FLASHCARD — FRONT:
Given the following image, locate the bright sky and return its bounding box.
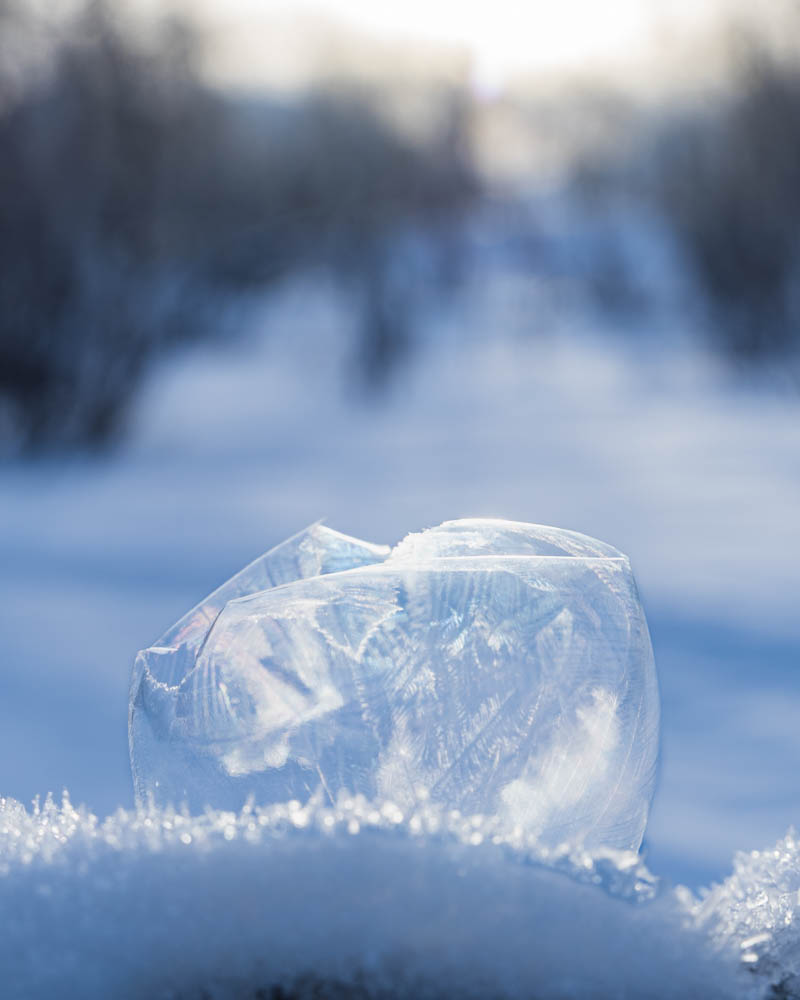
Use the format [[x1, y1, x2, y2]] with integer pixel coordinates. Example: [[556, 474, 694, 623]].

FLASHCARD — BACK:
[[177, 0, 752, 92], [298, 0, 686, 75]]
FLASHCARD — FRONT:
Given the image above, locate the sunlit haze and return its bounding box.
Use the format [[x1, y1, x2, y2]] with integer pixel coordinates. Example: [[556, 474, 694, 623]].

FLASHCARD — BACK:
[[174, 0, 754, 93]]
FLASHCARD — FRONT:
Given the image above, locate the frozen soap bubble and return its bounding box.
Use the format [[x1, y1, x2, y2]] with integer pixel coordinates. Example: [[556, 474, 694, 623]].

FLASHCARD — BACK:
[[130, 519, 659, 851]]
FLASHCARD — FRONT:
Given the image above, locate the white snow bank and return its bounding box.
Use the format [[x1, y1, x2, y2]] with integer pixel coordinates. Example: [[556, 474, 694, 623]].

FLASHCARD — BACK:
[[0, 794, 779, 1000], [694, 828, 800, 996]]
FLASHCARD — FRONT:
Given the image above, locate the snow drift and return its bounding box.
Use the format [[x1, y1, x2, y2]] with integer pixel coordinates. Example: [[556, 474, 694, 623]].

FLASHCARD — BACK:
[[2, 793, 796, 999]]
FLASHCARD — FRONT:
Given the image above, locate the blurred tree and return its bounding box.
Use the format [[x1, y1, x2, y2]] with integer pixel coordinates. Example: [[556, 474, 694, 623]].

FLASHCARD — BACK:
[[0, 2, 477, 452], [0, 1, 209, 447], [649, 26, 800, 363]]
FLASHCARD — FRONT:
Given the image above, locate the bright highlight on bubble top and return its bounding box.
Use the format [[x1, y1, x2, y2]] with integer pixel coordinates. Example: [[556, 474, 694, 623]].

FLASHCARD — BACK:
[[130, 518, 659, 851]]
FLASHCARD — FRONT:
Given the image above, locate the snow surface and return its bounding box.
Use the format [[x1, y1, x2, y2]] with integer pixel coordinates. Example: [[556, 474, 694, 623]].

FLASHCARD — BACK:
[[695, 828, 800, 993], [1, 228, 799, 997], [1, 793, 782, 1000], [1, 255, 799, 891]]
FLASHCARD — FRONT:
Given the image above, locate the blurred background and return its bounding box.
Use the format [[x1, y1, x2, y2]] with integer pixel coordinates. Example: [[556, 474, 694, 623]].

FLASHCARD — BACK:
[[1, 0, 798, 888]]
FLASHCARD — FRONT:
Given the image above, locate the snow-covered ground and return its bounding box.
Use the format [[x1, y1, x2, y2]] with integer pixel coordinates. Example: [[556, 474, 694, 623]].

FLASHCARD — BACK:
[[3, 792, 799, 999], [1, 256, 798, 907]]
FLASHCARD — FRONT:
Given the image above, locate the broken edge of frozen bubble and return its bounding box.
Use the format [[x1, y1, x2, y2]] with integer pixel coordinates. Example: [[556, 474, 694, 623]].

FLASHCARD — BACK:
[[129, 519, 659, 853]]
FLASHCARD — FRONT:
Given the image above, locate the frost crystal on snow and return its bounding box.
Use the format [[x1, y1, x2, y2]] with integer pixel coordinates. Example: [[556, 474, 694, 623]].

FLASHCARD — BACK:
[[129, 519, 659, 850], [692, 828, 800, 994]]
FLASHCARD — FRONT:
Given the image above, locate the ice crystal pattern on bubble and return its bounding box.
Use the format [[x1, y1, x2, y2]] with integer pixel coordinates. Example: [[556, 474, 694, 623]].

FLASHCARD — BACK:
[[129, 519, 659, 850]]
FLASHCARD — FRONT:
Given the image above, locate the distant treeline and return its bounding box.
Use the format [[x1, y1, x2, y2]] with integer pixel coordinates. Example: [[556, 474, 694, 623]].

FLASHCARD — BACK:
[[572, 21, 800, 369], [0, 1, 477, 451], [649, 34, 800, 363]]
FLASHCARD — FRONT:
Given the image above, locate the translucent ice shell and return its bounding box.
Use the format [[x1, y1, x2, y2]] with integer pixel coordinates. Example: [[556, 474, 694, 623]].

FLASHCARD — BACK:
[[129, 520, 659, 850]]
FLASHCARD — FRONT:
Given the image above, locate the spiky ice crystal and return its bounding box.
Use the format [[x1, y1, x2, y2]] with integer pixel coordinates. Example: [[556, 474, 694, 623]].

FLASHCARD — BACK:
[[129, 519, 659, 850]]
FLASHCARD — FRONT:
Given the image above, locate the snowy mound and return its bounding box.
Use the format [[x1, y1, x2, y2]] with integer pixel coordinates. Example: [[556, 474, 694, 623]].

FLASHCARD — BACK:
[[1, 793, 779, 1000], [130, 520, 659, 850], [694, 829, 800, 995]]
